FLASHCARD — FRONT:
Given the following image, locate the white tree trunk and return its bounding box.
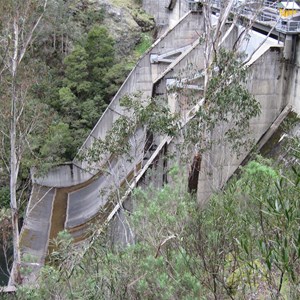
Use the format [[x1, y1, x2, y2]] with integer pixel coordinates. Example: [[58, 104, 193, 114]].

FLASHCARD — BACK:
[[10, 16, 21, 285], [8, 1, 47, 284]]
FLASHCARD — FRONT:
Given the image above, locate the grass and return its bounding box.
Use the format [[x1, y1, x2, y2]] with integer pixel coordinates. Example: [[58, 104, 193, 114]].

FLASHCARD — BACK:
[[121, 32, 154, 73], [134, 32, 153, 58], [111, 0, 139, 9]]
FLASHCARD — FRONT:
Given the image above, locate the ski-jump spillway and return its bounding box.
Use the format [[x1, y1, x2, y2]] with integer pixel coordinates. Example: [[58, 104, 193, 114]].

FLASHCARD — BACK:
[[18, 5, 204, 282], [16, 0, 292, 284]]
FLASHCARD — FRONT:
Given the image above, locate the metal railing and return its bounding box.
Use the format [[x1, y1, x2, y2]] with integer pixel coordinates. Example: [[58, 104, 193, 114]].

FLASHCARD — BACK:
[[263, 0, 278, 8], [185, 0, 300, 34], [185, 0, 203, 12], [277, 18, 300, 32], [259, 11, 278, 22]]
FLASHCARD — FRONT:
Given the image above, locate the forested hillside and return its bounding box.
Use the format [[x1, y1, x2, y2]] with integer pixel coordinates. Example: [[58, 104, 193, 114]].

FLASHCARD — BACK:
[[0, 0, 154, 203], [0, 0, 153, 285]]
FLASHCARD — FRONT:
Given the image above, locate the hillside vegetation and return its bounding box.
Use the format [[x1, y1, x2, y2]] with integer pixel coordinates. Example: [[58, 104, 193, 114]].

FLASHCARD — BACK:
[[0, 0, 154, 204], [14, 152, 300, 299], [0, 0, 154, 285]]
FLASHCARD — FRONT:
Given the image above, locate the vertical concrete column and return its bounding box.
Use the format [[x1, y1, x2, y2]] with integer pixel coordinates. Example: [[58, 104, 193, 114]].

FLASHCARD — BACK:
[[166, 79, 178, 114], [284, 34, 294, 60]]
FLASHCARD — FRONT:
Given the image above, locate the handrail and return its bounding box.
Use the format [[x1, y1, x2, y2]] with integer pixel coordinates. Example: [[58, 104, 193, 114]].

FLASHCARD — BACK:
[[277, 18, 300, 33], [263, 0, 277, 9], [186, 0, 300, 34]]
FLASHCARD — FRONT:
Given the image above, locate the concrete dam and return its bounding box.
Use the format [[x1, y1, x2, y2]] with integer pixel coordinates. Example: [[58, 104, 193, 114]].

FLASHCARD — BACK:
[[15, 0, 300, 283]]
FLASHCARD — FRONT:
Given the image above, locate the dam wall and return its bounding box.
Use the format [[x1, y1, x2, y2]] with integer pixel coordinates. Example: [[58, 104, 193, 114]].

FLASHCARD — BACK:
[[143, 0, 190, 28], [197, 45, 286, 203], [33, 12, 203, 188], [74, 11, 203, 172], [108, 25, 287, 243], [15, 2, 300, 284], [16, 10, 206, 282]]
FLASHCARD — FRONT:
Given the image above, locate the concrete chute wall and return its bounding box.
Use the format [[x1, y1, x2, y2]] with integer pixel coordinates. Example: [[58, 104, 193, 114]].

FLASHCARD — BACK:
[[19, 185, 56, 282], [33, 164, 93, 188], [66, 127, 146, 230]]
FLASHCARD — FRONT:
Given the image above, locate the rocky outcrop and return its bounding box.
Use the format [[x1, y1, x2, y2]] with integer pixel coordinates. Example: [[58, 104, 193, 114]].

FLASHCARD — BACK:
[[131, 8, 155, 32], [84, 0, 154, 57]]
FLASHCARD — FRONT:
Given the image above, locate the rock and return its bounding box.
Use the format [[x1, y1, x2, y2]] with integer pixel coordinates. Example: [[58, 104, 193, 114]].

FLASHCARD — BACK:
[[131, 8, 155, 32], [94, 0, 143, 57]]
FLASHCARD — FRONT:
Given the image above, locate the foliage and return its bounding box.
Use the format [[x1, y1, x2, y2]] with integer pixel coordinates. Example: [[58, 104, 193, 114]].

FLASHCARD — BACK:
[[16, 158, 300, 299], [134, 32, 153, 58], [0, 188, 10, 209], [185, 48, 261, 153], [26, 1, 144, 163], [0, 207, 12, 286], [131, 8, 155, 32], [40, 122, 74, 163], [75, 6, 105, 30], [83, 93, 179, 163], [38, 24, 134, 159]]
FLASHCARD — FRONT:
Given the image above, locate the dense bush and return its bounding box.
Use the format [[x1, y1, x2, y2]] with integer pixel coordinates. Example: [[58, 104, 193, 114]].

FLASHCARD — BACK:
[[17, 158, 300, 299]]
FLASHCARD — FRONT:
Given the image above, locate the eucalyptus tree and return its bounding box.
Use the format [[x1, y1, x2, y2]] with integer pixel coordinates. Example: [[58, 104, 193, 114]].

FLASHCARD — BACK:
[[0, 0, 49, 284]]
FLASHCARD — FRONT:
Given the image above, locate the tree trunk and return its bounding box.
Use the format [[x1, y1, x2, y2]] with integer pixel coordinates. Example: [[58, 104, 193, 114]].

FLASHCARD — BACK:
[[10, 16, 21, 285]]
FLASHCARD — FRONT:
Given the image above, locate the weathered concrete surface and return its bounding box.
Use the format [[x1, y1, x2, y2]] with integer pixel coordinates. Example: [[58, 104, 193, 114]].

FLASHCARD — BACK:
[[66, 174, 109, 228], [21, 186, 55, 261], [108, 197, 135, 248], [150, 13, 205, 81], [143, 0, 190, 28], [197, 46, 285, 203], [66, 127, 145, 229], [0, 286, 17, 293], [33, 164, 93, 188], [18, 185, 56, 282], [147, 19, 285, 204], [286, 36, 300, 114]]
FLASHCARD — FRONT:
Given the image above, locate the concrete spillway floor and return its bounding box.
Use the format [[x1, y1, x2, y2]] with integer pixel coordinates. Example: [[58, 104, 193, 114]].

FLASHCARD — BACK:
[[19, 185, 56, 282], [47, 188, 68, 257], [21, 186, 55, 260]]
